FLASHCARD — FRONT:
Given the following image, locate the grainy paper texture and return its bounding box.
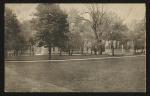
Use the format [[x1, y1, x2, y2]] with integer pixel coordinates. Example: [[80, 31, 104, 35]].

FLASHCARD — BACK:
[[5, 3, 146, 92]]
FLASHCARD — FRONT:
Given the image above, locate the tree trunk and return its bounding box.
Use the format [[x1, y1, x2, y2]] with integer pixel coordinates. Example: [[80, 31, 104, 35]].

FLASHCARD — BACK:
[[21, 49, 23, 56], [17, 50, 19, 56], [134, 49, 136, 55], [71, 50, 73, 56], [59, 48, 62, 56], [68, 50, 71, 56], [97, 40, 102, 55], [32, 46, 34, 56], [13, 50, 15, 56], [91, 49, 92, 55], [111, 41, 114, 56], [15, 50, 19, 56], [98, 45, 102, 55], [18, 50, 21, 56], [94, 50, 97, 55], [133, 41, 136, 55], [30, 46, 32, 56], [111, 46, 114, 56], [48, 46, 52, 60], [81, 47, 84, 55], [14, 50, 17, 56], [86, 47, 88, 54]]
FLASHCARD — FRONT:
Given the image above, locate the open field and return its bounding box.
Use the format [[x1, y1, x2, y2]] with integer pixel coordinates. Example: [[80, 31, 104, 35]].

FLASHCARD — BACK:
[[5, 55, 146, 92]]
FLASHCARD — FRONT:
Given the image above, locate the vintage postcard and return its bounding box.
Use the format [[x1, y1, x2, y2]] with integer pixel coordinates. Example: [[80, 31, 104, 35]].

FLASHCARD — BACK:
[[5, 3, 146, 92]]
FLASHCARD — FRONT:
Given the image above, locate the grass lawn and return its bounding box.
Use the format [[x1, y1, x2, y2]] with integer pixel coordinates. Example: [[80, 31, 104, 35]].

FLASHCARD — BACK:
[[5, 55, 146, 92]]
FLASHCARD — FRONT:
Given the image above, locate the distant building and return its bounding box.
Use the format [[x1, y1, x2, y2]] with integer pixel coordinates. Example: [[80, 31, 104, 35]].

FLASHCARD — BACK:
[[6, 39, 137, 56], [32, 40, 135, 56]]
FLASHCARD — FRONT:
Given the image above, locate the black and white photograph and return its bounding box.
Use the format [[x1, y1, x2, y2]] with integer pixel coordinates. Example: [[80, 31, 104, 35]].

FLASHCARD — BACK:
[[5, 3, 146, 92]]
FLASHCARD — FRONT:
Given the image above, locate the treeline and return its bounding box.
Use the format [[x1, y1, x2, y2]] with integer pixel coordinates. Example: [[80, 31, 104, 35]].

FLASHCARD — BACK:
[[5, 4, 146, 59], [5, 8, 26, 57]]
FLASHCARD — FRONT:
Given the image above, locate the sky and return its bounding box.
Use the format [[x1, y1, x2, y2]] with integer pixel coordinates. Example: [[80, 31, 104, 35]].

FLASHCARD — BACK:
[[5, 3, 145, 27]]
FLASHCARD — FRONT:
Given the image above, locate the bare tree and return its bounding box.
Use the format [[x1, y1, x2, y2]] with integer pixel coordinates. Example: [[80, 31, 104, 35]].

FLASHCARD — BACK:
[[67, 8, 86, 55], [86, 5, 129, 56], [74, 4, 113, 55], [86, 4, 106, 55]]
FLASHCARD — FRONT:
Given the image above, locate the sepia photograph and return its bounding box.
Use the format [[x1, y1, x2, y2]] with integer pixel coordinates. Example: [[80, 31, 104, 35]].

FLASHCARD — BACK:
[[5, 3, 146, 92]]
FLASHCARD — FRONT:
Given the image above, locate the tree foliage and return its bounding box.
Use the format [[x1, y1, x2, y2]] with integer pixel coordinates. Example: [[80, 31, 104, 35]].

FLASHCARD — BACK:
[[32, 4, 69, 59], [67, 9, 91, 55], [86, 5, 130, 55], [5, 7, 26, 56], [130, 19, 146, 52]]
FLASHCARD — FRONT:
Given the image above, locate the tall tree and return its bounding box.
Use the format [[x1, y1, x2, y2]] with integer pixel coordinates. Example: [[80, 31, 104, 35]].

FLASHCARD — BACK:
[[20, 20, 36, 41], [67, 32, 84, 55], [32, 4, 69, 59], [100, 12, 129, 56], [87, 4, 104, 55], [86, 5, 129, 56], [5, 7, 25, 57], [20, 20, 37, 55], [109, 20, 128, 56], [129, 18, 146, 54], [67, 9, 89, 55]]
